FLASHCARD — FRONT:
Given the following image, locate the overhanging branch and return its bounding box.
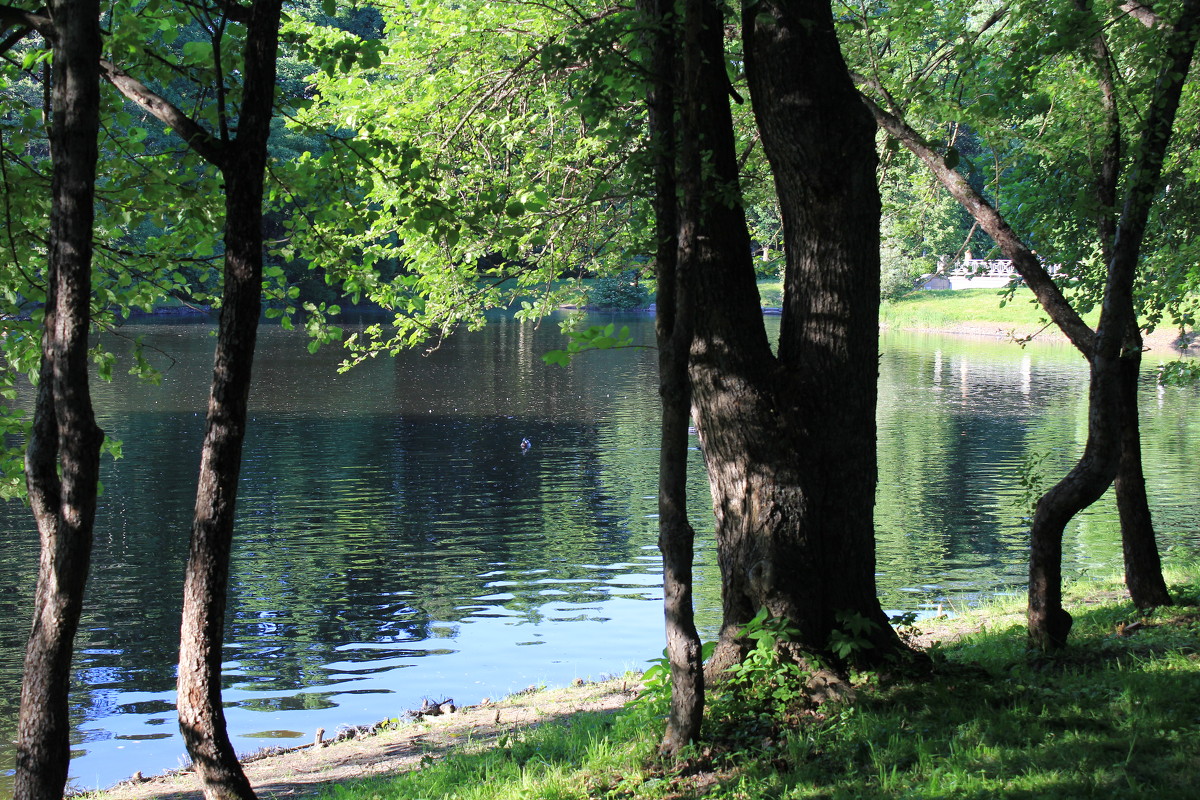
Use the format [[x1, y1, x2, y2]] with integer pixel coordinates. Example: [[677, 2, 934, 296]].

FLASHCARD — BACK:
[[99, 59, 227, 168], [859, 88, 1097, 356]]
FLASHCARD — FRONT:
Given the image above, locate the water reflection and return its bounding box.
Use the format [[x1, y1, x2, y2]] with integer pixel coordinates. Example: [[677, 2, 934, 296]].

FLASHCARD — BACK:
[[0, 316, 1196, 791]]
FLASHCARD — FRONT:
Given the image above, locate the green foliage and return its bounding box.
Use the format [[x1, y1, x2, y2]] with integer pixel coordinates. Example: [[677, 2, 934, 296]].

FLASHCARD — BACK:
[[542, 322, 636, 367], [712, 608, 811, 722], [827, 610, 879, 661], [1014, 449, 1054, 520], [1157, 359, 1200, 386], [848, 0, 1200, 336], [279, 0, 656, 362], [880, 238, 923, 301], [585, 270, 650, 310]]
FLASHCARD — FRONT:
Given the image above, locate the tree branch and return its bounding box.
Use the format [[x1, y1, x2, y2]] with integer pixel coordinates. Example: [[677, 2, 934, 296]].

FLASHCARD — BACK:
[[1120, 1, 1165, 28], [860, 89, 1097, 356], [0, 4, 51, 41], [99, 59, 227, 168]]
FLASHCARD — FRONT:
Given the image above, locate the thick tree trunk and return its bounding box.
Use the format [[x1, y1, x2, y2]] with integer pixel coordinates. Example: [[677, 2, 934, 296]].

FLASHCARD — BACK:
[[15, 3, 104, 798], [739, 0, 899, 661], [642, 0, 704, 755], [176, 4, 281, 798], [680, 0, 900, 673]]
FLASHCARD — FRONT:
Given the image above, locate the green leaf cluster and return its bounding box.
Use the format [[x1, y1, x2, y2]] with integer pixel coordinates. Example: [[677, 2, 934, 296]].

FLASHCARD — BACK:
[[541, 322, 635, 367]]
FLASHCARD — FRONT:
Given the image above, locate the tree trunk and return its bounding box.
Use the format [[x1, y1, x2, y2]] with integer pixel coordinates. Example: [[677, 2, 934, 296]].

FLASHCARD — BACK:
[[15, 3, 104, 798], [1027, 345, 1123, 648], [682, 0, 901, 672], [1076, 0, 1171, 610], [176, 4, 282, 798], [860, 0, 1198, 643], [1114, 339, 1171, 607], [641, 0, 704, 755], [741, 0, 899, 661], [1029, 0, 1199, 647]]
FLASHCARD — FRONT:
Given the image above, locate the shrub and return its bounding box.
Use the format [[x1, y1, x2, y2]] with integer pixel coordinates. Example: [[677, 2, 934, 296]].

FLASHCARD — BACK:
[[587, 270, 651, 310]]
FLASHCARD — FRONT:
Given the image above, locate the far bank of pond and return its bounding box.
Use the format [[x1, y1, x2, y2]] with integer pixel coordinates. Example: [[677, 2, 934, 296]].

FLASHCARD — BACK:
[[0, 312, 1197, 792], [879, 287, 1197, 353]]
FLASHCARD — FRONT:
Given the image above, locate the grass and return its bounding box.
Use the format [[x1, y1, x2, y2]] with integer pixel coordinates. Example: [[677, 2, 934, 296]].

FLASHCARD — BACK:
[[758, 281, 1086, 334], [312, 566, 1200, 800], [879, 287, 1101, 332]]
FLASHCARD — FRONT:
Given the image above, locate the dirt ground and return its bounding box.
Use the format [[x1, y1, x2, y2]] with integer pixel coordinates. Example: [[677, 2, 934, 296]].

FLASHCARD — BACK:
[[96, 678, 642, 800]]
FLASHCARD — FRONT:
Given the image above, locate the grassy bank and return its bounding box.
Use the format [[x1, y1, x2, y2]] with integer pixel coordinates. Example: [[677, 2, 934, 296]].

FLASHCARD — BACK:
[[757, 281, 1059, 330], [878, 287, 1086, 332], [299, 569, 1200, 800]]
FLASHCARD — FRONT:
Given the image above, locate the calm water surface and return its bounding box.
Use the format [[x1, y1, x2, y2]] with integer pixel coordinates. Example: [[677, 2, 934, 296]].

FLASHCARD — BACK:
[[0, 313, 1196, 792]]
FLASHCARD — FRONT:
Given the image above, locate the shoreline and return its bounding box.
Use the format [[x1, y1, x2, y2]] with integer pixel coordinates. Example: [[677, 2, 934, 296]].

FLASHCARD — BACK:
[[880, 320, 1198, 355], [93, 677, 643, 800], [85, 571, 1197, 800]]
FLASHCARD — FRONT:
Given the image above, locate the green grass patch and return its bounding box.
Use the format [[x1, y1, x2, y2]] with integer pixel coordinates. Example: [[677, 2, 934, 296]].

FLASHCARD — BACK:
[[313, 568, 1200, 800], [317, 705, 659, 800], [880, 287, 1095, 331], [757, 278, 784, 308]]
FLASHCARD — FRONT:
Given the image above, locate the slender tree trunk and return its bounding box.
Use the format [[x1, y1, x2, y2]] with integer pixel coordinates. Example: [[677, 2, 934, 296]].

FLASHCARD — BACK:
[[641, 0, 704, 755], [861, 0, 1198, 644], [679, 0, 774, 676], [1077, 0, 1171, 609], [176, 4, 281, 798], [15, 3, 104, 799], [1027, 345, 1124, 647], [1029, 0, 1198, 647], [176, 164, 263, 800], [1115, 340, 1171, 607]]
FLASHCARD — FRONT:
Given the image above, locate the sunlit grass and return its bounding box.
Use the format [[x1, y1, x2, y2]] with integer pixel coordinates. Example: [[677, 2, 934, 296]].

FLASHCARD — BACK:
[[760, 283, 1088, 334], [317, 707, 658, 800], [880, 287, 1082, 331], [314, 568, 1200, 800]]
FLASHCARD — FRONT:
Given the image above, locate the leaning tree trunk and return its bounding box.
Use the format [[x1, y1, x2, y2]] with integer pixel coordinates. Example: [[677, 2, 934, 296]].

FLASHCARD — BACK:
[[1029, 0, 1198, 647], [642, 0, 704, 755], [1077, 1, 1172, 610], [1026, 343, 1125, 648], [15, 3, 105, 799], [176, 4, 282, 798], [861, 1, 1197, 643]]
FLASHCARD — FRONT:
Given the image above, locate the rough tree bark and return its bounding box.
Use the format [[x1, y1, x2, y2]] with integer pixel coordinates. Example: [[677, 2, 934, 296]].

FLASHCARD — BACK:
[[684, 0, 902, 673], [640, 0, 704, 755], [14, 2, 105, 798], [175, 3, 283, 798]]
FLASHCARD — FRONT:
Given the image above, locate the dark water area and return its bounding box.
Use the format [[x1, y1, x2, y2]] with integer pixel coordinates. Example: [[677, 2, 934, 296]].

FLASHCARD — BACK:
[[0, 313, 1196, 792]]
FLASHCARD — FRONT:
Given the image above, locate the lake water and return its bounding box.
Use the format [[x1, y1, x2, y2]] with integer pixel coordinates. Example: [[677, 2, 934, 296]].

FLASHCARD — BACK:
[[0, 313, 1197, 792]]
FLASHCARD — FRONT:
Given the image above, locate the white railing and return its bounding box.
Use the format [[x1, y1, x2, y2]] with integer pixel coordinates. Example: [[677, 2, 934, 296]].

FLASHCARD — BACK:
[[949, 258, 1014, 277]]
